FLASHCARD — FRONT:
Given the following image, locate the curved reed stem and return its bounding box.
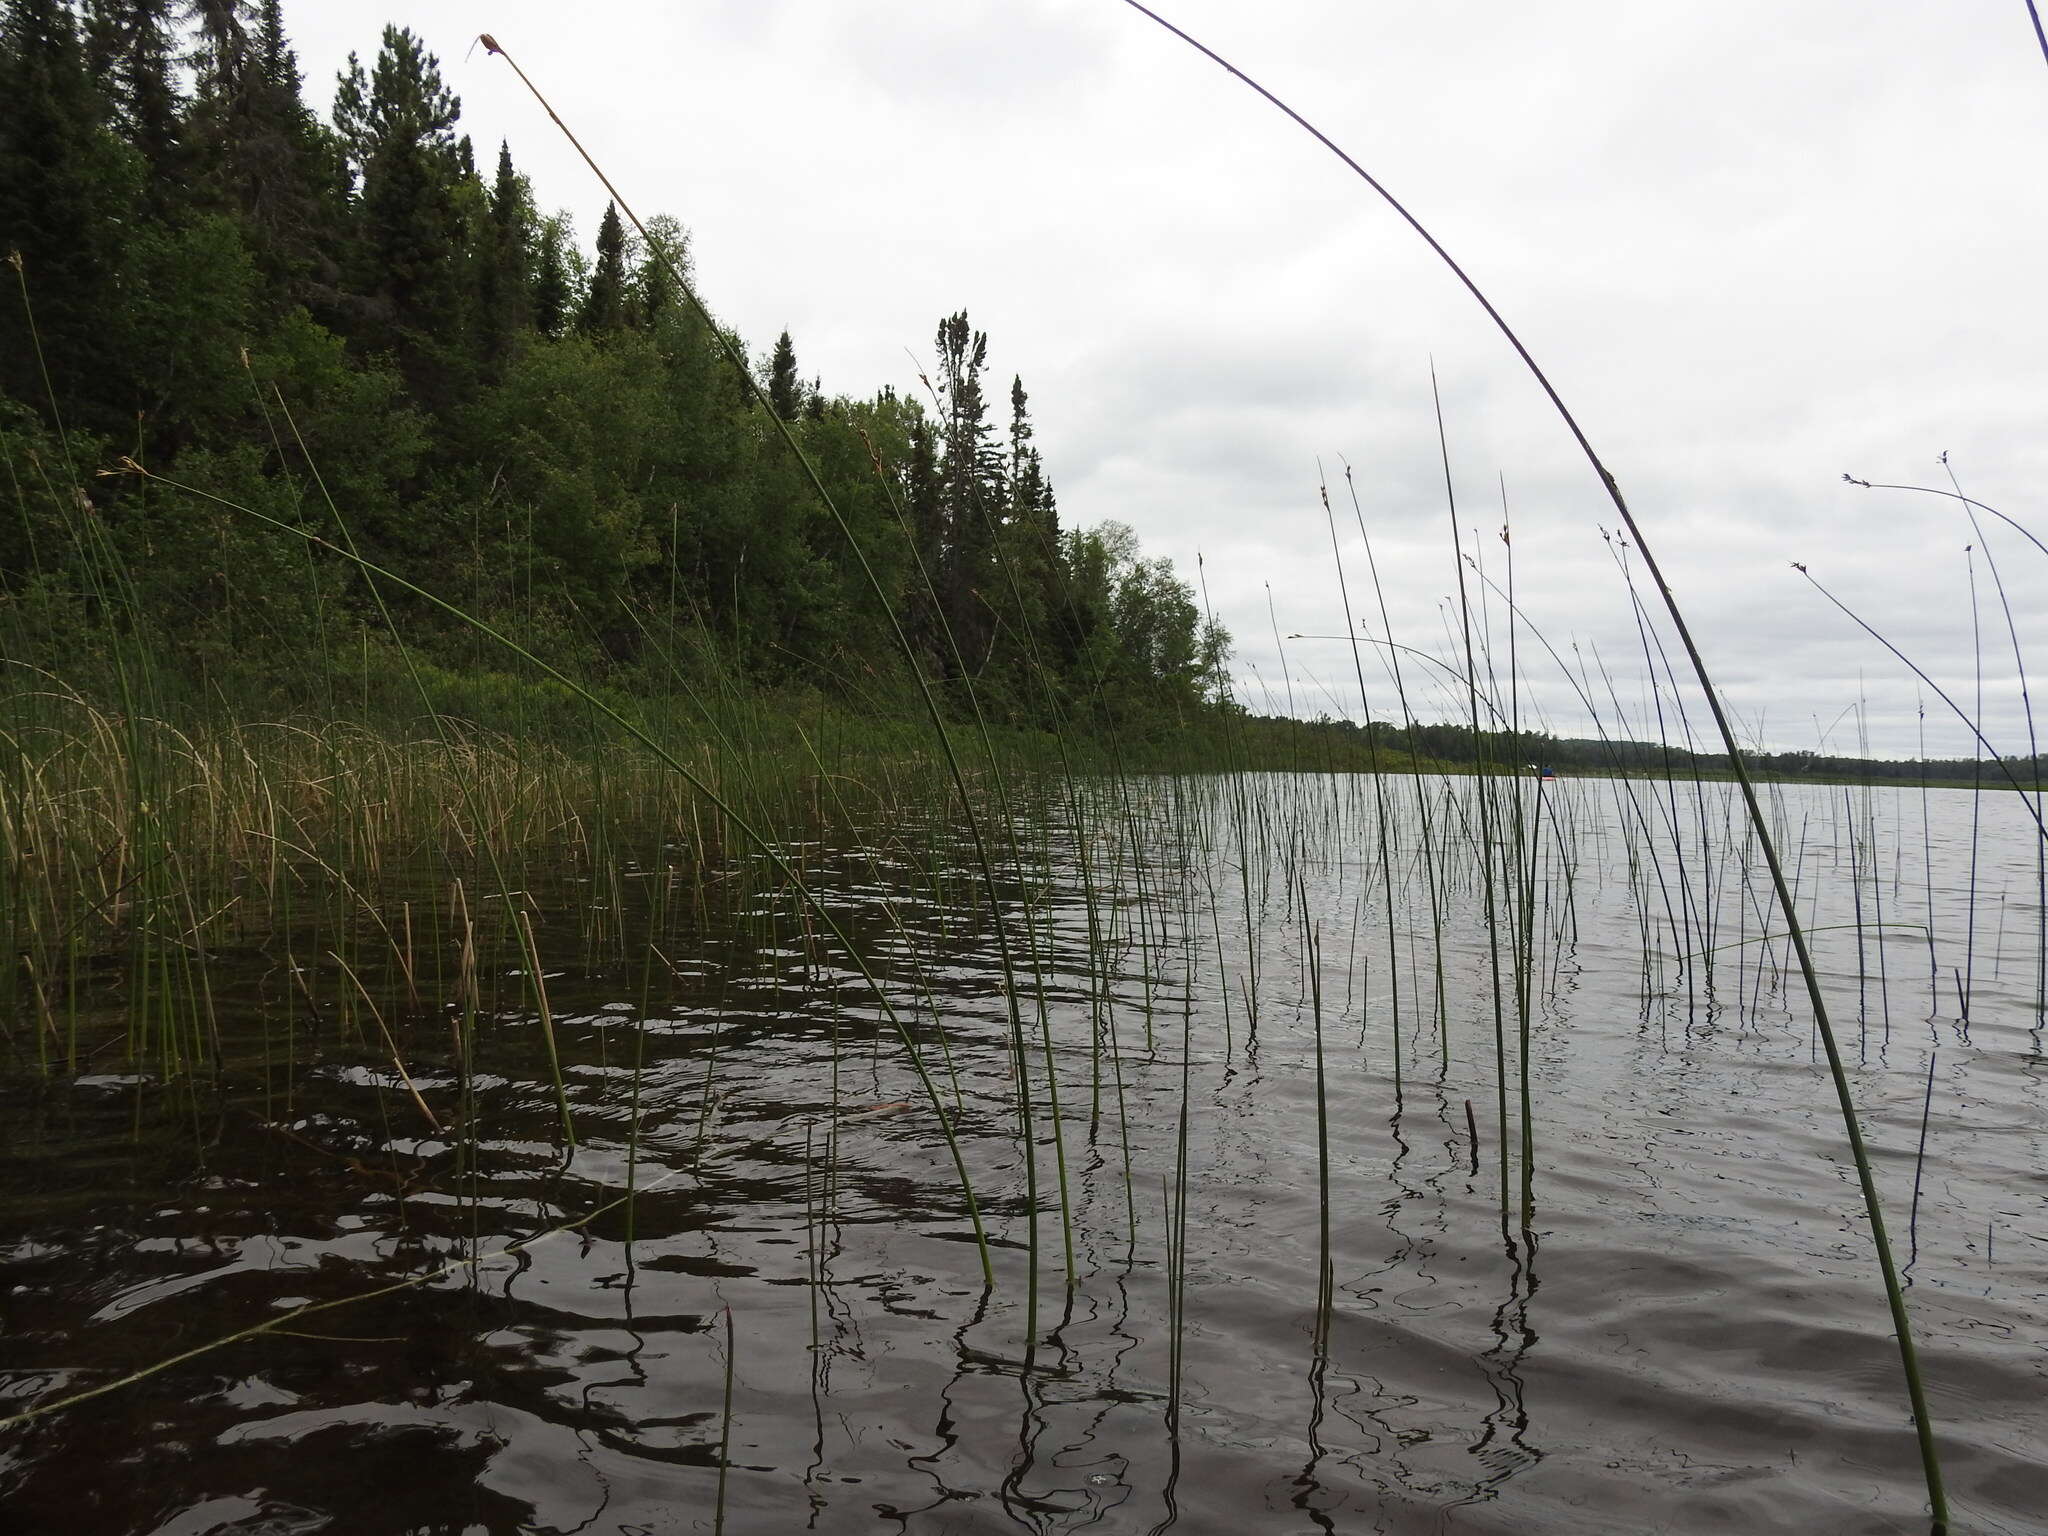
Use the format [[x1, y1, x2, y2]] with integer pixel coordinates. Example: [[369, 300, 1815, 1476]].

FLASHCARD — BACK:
[[112, 460, 997, 1287], [1115, 4, 1946, 1525], [481, 32, 1047, 1313]]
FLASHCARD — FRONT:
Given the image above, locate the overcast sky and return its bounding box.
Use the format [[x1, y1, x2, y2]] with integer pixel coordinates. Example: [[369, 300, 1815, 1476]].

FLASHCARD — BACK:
[[286, 1, 2047, 757]]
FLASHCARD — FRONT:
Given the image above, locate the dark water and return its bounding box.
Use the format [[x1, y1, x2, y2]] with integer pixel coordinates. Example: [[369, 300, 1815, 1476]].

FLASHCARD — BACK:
[[3, 775, 2045, 1534]]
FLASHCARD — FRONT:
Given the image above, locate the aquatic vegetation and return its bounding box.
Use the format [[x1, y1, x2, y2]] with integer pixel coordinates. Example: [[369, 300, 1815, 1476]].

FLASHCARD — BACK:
[[4, 12, 2044, 1536]]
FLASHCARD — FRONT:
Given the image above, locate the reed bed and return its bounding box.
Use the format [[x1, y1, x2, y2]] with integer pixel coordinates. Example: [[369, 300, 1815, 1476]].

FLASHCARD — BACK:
[[6, 24, 2044, 1536], [2, 685, 2036, 1532]]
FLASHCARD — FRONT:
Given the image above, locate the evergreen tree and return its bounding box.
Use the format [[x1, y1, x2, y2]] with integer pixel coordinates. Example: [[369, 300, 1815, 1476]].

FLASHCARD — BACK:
[[576, 200, 626, 334], [1007, 375, 1044, 528], [185, 0, 252, 99], [531, 212, 574, 338], [476, 139, 531, 365], [0, 0, 137, 423], [902, 412, 945, 669], [767, 329, 800, 422], [333, 26, 473, 406], [1000, 372, 1066, 694], [81, 0, 118, 81], [253, 0, 286, 77], [177, 0, 342, 306], [932, 311, 1004, 672], [89, 1, 180, 195], [1007, 376, 1059, 551]]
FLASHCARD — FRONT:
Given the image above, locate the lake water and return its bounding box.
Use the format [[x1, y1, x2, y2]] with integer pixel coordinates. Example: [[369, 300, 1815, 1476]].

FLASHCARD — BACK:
[[2, 773, 2044, 1534]]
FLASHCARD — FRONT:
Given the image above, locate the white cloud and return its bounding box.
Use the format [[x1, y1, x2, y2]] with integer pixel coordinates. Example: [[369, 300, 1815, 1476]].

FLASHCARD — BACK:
[[288, 0, 2048, 755]]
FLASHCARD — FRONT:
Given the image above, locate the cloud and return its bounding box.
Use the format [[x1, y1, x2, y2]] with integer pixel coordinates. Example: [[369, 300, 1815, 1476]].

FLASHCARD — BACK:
[[288, 0, 2047, 755]]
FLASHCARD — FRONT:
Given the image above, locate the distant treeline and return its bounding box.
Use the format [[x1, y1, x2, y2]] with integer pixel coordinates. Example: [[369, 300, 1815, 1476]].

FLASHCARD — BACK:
[[0, 3, 1227, 735], [1226, 716, 2037, 787]]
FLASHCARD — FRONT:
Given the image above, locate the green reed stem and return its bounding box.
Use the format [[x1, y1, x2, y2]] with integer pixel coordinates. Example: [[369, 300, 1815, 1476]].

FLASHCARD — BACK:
[[1117, 6, 1947, 1523], [115, 461, 996, 1285], [483, 33, 1048, 1309]]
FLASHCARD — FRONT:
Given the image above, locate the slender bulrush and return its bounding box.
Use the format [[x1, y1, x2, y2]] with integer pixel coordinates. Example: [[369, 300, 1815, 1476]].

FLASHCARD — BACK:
[[483, 31, 1058, 1320], [113, 459, 998, 1283], [1115, 3, 1947, 1522]]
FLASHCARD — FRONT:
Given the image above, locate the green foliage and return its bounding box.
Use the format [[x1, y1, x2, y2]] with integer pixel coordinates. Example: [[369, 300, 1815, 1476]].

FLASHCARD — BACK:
[[469, 329, 668, 604], [245, 307, 426, 511], [334, 25, 470, 405], [0, 396, 95, 587], [629, 215, 685, 327], [108, 440, 329, 684], [577, 201, 628, 335], [531, 212, 577, 338], [1061, 522, 1229, 730], [96, 0, 180, 194], [478, 140, 532, 367], [0, 5, 1232, 745], [121, 213, 258, 440], [0, 0, 143, 427], [766, 329, 801, 423]]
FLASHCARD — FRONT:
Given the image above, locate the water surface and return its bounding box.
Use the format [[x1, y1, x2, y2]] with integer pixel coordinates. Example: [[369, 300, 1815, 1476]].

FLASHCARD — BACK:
[[3, 774, 2043, 1534]]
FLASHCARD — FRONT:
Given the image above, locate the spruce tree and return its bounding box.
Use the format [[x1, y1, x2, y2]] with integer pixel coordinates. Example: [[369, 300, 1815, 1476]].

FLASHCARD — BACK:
[[183, 0, 340, 304], [1005, 373, 1065, 683], [903, 413, 945, 668], [187, 0, 253, 104], [531, 213, 573, 337], [253, 0, 285, 76], [1007, 375, 1035, 524], [576, 201, 626, 334], [81, 0, 118, 82], [114, 1, 180, 186], [932, 311, 1003, 671], [76, 4, 177, 202], [0, 0, 137, 423], [1008, 375, 1058, 543], [476, 139, 531, 365], [767, 329, 800, 422]]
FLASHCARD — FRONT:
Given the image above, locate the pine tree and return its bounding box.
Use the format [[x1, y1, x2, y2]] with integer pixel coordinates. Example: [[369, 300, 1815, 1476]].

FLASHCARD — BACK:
[[334, 26, 473, 405], [767, 329, 800, 422], [576, 201, 626, 334]]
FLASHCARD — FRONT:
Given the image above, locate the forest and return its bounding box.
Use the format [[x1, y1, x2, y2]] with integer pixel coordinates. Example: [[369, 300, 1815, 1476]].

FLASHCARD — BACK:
[[0, 2, 1231, 741], [1227, 717, 2041, 788]]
